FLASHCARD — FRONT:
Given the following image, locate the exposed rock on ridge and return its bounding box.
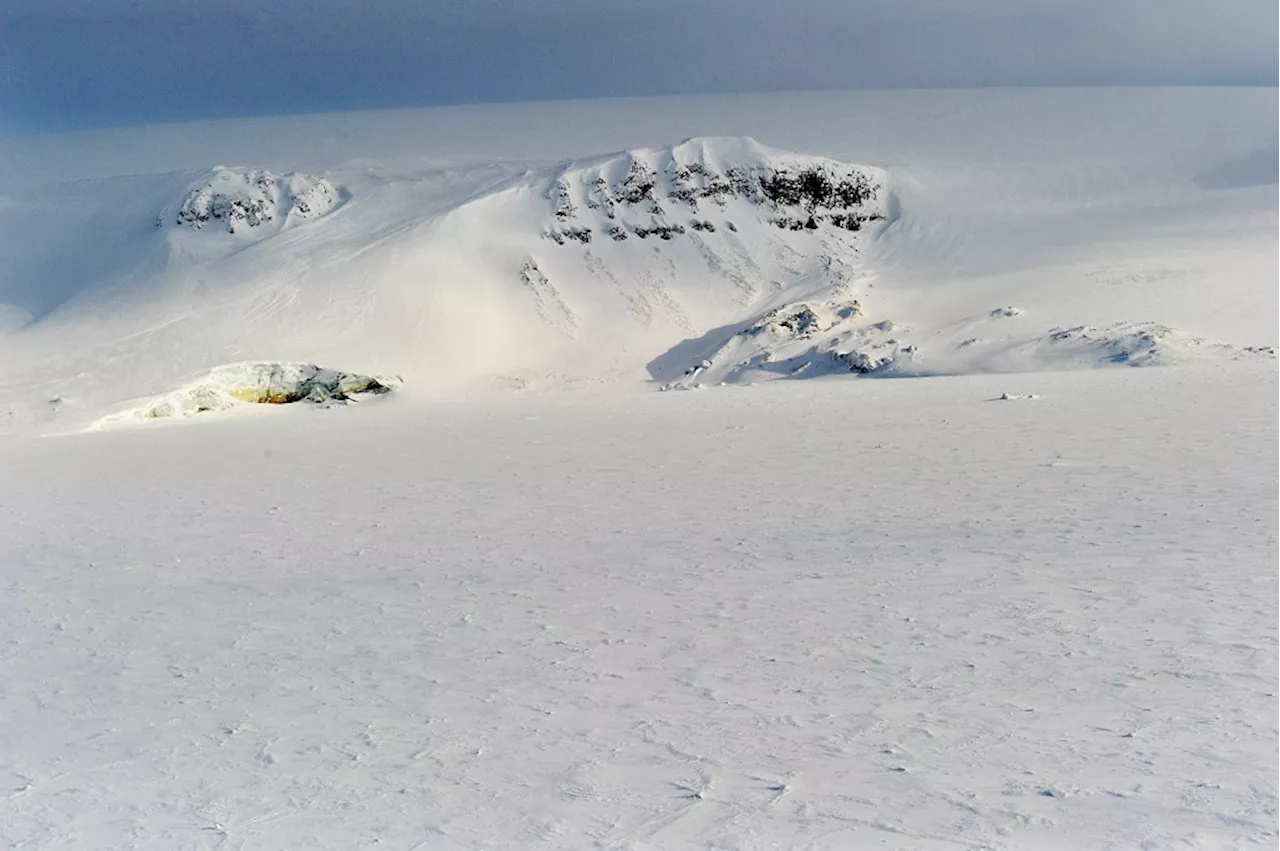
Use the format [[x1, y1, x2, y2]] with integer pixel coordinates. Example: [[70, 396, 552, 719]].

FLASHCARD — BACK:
[[542, 137, 886, 245], [169, 167, 342, 234]]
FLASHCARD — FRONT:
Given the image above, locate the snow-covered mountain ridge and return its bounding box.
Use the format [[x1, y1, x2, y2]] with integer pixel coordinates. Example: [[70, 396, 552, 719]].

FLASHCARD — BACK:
[[0, 88, 1274, 432]]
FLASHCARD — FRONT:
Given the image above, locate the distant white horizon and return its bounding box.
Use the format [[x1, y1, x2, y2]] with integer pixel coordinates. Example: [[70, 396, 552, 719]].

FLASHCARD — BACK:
[[2, 0, 1276, 136]]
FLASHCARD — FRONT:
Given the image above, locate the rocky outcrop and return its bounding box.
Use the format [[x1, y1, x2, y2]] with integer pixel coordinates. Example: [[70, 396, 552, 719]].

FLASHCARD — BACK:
[[541, 137, 886, 245], [169, 167, 342, 234], [95, 362, 400, 427]]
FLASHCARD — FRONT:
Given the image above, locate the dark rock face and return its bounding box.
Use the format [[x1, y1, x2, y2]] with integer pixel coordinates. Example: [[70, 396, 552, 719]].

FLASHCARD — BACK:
[[749, 305, 825, 339], [632, 223, 686, 240], [540, 140, 885, 246], [760, 166, 876, 211], [171, 168, 342, 235], [834, 350, 892, 374], [616, 161, 659, 206]]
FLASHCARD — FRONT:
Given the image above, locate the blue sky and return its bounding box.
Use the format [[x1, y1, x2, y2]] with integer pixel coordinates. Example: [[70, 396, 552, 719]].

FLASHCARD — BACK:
[[2, 0, 1276, 136]]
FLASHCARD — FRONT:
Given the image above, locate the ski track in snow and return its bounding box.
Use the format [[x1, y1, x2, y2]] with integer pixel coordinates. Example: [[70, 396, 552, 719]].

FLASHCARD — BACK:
[[0, 366, 1275, 851]]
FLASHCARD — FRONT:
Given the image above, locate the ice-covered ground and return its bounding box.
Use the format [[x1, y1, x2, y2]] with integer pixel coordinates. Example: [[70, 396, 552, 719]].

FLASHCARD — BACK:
[[1, 366, 1275, 850]]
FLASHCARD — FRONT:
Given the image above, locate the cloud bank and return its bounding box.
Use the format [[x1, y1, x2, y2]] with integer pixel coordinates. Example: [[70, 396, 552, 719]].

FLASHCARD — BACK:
[[2, 0, 1276, 135]]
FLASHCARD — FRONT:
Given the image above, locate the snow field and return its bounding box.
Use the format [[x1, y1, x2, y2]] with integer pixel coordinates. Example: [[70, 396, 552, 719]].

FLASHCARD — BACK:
[[1, 365, 1274, 850]]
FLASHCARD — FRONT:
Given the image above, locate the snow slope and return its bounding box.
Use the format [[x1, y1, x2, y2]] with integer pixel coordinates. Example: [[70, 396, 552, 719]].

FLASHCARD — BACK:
[[0, 88, 1274, 432]]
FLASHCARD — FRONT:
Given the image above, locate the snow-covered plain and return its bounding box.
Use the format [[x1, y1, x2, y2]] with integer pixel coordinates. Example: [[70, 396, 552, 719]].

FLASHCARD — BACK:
[[0, 88, 1276, 849], [2, 368, 1276, 851]]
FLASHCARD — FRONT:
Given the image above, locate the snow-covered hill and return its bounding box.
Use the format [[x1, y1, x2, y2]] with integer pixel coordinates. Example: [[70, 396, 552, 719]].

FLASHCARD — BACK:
[[0, 89, 1275, 851], [0, 89, 1274, 433], [422, 137, 888, 353]]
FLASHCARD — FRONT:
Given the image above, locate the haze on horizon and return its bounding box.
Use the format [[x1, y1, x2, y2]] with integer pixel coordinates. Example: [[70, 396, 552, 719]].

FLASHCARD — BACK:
[[1, 0, 1276, 137]]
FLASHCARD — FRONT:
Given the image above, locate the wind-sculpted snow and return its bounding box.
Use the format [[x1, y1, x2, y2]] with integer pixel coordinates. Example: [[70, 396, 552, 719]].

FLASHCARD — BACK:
[[93, 362, 400, 428], [168, 167, 342, 234]]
